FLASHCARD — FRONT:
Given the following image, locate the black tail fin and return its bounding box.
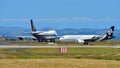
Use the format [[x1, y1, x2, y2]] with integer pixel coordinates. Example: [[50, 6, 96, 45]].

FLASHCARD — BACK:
[[106, 26, 114, 37], [30, 19, 36, 31], [96, 26, 115, 41]]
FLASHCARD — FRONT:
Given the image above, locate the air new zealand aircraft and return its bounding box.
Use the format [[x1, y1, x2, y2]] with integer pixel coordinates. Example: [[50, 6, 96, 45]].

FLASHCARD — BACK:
[[59, 26, 115, 44]]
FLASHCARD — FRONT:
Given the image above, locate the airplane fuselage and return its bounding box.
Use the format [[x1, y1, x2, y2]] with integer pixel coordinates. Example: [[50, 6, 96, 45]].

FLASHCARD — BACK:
[[31, 30, 57, 42], [59, 26, 115, 44], [59, 35, 101, 42]]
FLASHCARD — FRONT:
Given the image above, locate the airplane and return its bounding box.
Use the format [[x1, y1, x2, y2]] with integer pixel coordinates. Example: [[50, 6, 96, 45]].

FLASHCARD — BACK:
[[59, 26, 115, 44], [30, 19, 57, 42]]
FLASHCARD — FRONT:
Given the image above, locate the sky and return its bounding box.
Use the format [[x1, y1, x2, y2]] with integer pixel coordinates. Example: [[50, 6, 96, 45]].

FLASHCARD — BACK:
[[0, 0, 120, 29]]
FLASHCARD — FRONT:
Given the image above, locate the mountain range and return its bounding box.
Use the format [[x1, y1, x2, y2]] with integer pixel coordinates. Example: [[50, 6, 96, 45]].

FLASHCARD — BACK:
[[0, 26, 120, 40]]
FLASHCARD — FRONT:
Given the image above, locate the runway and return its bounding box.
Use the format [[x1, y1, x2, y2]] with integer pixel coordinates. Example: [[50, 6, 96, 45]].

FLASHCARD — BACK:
[[0, 45, 120, 48]]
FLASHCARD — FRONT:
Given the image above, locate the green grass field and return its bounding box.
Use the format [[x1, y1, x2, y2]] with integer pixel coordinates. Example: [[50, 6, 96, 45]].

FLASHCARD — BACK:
[[0, 41, 120, 68], [0, 40, 120, 60], [0, 48, 120, 60]]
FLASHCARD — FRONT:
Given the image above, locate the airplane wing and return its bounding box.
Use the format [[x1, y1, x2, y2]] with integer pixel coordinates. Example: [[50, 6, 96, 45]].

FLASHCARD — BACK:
[[76, 36, 100, 44]]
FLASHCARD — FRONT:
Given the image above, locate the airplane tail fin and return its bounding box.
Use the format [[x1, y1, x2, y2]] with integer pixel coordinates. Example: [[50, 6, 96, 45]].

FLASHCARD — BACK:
[[30, 19, 36, 31], [96, 26, 115, 41], [106, 26, 114, 37]]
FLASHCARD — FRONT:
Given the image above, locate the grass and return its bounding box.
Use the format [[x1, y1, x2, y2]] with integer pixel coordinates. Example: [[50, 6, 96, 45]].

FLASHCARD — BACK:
[[0, 59, 120, 68], [0, 48, 120, 60], [0, 41, 120, 67], [0, 40, 120, 60]]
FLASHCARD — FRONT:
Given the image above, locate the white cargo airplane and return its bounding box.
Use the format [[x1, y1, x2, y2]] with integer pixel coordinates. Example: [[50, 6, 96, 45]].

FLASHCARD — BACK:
[[30, 19, 57, 42], [59, 26, 115, 44]]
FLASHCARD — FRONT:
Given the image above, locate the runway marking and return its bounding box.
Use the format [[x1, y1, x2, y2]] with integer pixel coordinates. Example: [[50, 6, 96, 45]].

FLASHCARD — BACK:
[[0, 45, 120, 48]]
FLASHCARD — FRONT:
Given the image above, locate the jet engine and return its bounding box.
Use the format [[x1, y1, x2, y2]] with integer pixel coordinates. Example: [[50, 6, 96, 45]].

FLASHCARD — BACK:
[[76, 39, 85, 43]]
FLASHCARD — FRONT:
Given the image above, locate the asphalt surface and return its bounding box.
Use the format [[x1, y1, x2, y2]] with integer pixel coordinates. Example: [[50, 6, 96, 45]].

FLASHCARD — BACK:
[[0, 45, 120, 48]]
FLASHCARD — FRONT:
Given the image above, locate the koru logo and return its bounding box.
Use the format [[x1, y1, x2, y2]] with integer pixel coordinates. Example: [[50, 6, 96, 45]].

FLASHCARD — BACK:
[[108, 29, 113, 35]]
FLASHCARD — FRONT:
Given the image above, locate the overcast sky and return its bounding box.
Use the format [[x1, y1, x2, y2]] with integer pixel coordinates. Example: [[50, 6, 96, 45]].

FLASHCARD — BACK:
[[0, 0, 120, 29]]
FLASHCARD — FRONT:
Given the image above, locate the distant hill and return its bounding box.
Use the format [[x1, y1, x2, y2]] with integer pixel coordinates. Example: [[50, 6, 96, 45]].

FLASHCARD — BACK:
[[0, 26, 120, 40], [0, 26, 30, 36]]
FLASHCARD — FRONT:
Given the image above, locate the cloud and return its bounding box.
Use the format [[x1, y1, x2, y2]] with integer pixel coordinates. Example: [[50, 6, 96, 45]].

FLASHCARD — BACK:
[[35, 18, 69, 22], [0, 18, 29, 22], [72, 17, 118, 22], [0, 17, 118, 22]]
